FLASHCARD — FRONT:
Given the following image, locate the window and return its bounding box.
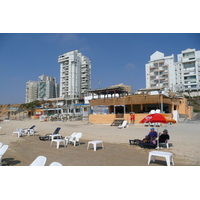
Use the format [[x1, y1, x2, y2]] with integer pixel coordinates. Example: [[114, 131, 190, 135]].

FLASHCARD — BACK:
[[183, 52, 195, 58], [183, 62, 195, 68]]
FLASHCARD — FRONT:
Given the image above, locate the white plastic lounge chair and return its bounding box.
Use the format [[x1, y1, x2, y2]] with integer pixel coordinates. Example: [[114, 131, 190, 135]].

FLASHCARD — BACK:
[[23, 125, 36, 136], [27, 128, 36, 136], [65, 132, 77, 144], [118, 120, 128, 129], [49, 162, 62, 166], [39, 127, 61, 141], [0, 145, 9, 166], [12, 128, 25, 137], [30, 156, 47, 166], [70, 132, 82, 146], [50, 134, 67, 149]]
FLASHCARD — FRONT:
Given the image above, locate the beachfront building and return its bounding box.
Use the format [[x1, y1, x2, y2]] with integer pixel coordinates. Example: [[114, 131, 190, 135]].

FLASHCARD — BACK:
[[175, 48, 200, 96], [58, 50, 91, 99], [145, 48, 200, 96], [25, 81, 38, 103], [37, 75, 59, 101], [145, 51, 175, 92], [88, 88, 192, 124]]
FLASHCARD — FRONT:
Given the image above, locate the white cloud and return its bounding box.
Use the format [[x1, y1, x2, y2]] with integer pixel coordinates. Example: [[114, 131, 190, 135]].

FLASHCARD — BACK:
[[43, 33, 90, 52], [125, 63, 134, 69]]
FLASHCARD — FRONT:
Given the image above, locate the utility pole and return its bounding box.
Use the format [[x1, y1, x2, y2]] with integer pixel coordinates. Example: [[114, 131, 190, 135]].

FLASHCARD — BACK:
[[98, 79, 100, 89]]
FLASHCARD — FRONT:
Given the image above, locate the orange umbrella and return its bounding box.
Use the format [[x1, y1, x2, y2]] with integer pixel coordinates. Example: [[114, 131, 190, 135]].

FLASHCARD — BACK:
[[160, 114, 176, 124]]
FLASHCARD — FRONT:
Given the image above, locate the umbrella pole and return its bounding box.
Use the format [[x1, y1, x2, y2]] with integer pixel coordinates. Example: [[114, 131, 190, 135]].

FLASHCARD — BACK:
[[156, 123, 160, 150]]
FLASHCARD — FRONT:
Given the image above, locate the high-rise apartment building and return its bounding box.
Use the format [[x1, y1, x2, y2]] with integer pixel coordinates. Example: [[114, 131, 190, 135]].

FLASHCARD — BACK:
[[145, 51, 175, 90], [25, 81, 38, 103], [58, 50, 91, 99], [175, 48, 200, 92], [25, 75, 59, 103], [145, 49, 200, 94], [38, 75, 59, 101]]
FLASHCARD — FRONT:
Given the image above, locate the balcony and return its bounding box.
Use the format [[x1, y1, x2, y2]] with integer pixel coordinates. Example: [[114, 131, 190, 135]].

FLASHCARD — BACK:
[[184, 72, 196, 77], [182, 57, 196, 63]]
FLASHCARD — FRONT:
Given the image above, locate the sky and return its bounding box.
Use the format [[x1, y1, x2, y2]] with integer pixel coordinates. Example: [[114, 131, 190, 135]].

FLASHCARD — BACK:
[[0, 1, 200, 105], [0, 33, 200, 104]]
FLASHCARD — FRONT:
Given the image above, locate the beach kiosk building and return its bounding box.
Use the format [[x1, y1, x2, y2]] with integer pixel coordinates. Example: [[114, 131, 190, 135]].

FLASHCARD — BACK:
[[88, 87, 192, 125]]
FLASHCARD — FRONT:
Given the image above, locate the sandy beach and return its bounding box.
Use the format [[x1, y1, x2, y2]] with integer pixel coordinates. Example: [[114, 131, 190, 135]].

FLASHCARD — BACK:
[[0, 119, 200, 166]]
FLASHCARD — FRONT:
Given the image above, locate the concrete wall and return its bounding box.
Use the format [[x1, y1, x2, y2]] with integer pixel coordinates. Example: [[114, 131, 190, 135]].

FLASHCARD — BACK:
[[89, 113, 169, 125]]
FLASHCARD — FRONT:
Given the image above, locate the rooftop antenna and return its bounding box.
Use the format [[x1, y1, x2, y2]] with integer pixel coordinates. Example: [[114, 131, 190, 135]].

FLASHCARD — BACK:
[[98, 79, 100, 89]]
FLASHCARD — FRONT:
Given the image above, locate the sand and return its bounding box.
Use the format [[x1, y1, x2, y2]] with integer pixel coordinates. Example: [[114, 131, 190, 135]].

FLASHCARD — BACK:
[[0, 119, 200, 166]]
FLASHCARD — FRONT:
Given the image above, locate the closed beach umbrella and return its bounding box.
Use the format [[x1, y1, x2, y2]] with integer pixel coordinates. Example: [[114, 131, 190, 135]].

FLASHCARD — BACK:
[[140, 113, 176, 149]]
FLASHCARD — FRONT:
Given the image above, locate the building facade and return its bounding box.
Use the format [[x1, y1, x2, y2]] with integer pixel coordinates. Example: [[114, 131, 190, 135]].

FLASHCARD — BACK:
[[145, 51, 175, 91], [145, 49, 200, 95], [38, 75, 59, 101], [58, 50, 91, 99], [25, 81, 38, 103], [25, 75, 59, 103], [175, 48, 200, 94]]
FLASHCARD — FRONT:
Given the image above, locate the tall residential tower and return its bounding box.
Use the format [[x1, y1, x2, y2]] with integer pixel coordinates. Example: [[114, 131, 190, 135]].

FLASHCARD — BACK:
[[58, 50, 91, 99], [145, 51, 175, 90], [175, 48, 200, 92]]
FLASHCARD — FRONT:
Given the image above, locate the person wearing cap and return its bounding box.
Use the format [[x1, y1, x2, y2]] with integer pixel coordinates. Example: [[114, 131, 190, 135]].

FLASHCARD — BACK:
[[142, 128, 158, 143], [140, 127, 158, 148], [147, 127, 158, 139], [159, 129, 170, 143]]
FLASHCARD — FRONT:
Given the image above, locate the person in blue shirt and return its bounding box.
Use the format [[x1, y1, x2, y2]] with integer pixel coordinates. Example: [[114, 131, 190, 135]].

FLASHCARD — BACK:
[[147, 127, 158, 139], [140, 128, 158, 147]]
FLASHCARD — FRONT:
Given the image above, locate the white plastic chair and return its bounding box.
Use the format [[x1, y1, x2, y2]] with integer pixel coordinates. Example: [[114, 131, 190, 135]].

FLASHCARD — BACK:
[[70, 132, 82, 146], [13, 128, 24, 137], [65, 132, 77, 144], [30, 156, 47, 166], [0, 142, 3, 148], [118, 120, 128, 129], [49, 162, 62, 166], [159, 139, 169, 148], [0, 145, 9, 166]]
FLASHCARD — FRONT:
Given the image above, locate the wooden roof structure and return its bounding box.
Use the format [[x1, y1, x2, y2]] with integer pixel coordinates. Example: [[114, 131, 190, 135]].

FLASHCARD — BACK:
[[89, 94, 181, 106], [89, 86, 128, 96]]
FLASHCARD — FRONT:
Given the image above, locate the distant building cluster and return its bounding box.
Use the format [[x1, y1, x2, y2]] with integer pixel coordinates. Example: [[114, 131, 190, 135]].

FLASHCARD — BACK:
[[26, 48, 200, 104], [25, 50, 92, 103], [25, 75, 59, 103]]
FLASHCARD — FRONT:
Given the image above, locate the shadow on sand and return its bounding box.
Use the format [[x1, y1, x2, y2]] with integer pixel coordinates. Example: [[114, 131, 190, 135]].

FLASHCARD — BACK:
[[2, 158, 21, 166]]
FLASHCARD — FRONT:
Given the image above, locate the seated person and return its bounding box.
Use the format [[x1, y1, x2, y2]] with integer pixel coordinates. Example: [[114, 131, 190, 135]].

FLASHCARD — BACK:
[[159, 129, 170, 143], [140, 128, 158, 148], [142, 127, 158, 142]]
